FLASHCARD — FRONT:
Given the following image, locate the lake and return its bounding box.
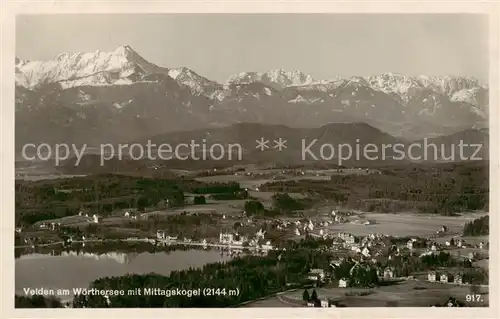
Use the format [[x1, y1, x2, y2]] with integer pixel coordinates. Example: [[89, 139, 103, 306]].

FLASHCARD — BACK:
[[15, 248, 232, 301]]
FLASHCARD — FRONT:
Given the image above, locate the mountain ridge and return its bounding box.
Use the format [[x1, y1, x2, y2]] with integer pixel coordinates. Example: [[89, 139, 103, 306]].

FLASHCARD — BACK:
[[15, 45, 489, 146]]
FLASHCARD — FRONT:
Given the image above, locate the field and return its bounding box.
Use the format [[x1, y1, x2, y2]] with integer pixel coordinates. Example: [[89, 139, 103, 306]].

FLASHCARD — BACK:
[[141, 202, 244, 218], [316, 212, 488, 238], [195, 173, 330, 191], [245, 280, 489, 307]]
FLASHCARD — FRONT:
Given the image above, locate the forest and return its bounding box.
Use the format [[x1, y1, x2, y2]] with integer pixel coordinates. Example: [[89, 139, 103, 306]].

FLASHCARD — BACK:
[[15, 174, 245, 227], [463, 216, 489, 236], [260, 162, 488, 215]]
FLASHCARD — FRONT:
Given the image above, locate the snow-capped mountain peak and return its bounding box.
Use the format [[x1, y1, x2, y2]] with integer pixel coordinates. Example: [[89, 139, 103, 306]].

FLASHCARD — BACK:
[[15, 45, 167, 89], [226, 69, 316, 89]]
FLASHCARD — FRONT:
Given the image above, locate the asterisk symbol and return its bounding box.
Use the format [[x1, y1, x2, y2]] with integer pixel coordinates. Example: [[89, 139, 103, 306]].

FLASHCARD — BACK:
[[256, 137, 270, 151], [273, 138, 287, 151]]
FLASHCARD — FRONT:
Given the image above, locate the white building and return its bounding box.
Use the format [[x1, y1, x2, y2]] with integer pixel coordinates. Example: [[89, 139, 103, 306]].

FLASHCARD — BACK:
[[338, 278, 348, 288], [330, 259, 342, 267], [156, 230, 166, 240], [219, 232, 234, 244], [261, 241, 274, 250], [92, 214, 99, 224], [338, 232, 355, 245], [256, 229, 266, 239], [428, 271, 437, 282], [468, 252, 476, 261], [361, 247, 371, 257], [383, 267, 394, 279], [308, 269, 325, 282], [307, 220, 314, 231], [440, 274, 449, 283], [320, 299, 329, 308], [407, 240, 414, 250]]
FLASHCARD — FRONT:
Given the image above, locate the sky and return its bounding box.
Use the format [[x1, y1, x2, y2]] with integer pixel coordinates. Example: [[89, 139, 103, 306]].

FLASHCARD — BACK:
[[16, 14, 489, 84]]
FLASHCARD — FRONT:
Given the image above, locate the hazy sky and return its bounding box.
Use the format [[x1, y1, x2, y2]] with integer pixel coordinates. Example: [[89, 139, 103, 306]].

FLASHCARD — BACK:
[[16, 14, 489, 84]]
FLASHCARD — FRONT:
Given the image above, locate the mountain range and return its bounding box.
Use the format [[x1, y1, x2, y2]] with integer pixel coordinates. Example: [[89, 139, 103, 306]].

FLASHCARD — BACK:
[[56, 122, 489, 174], [15, 45, 489, 148]]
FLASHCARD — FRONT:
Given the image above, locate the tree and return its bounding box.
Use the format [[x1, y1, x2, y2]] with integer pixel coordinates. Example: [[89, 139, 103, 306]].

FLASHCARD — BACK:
[[311, 289, 318, 301], [193, 196, 206, 205], [272, 193, 304, 212], [302, 289, 310, 302], [244, 200, 265, 216]]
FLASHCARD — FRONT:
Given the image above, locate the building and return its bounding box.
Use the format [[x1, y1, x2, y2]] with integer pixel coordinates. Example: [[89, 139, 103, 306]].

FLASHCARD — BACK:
[[338, 278, 348, 288], [407, 240, 414, 250], [320, 299, 329, 308], [454, 274, 463, 285], [307, 220, 314, 231], [232, 234, 247, 246], [330, 258, 342, 267], [428, 271, 437, 282], [261, 241, 274, 250], [219, 232, 234, 244], [308, 269, 326, 282], [361, 247, 371, 258], [92, 214, 100, 224], [124, 211, 138, 219], [156, 230, 166, 240], [383, 267, 395, 279], [38, 222, 48, 229], [430, 244, 437, 251], [256, 229, 266, 239], [479, 241, 485, 249], [440, 273, 449, 283], [338, 232, 355, 245]]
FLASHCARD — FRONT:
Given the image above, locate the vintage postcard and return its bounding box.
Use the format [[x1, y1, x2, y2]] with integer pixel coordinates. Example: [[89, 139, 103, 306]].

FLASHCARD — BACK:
[[1, 1, 498, 318]]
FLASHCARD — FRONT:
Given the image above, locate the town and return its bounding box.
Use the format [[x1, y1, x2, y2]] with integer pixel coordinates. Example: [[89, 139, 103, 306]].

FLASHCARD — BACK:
[[15, 162, 489, 308]]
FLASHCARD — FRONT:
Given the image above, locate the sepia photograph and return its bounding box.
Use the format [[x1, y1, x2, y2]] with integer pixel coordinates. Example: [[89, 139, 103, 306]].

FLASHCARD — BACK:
[[10, 12, 493, 310]]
